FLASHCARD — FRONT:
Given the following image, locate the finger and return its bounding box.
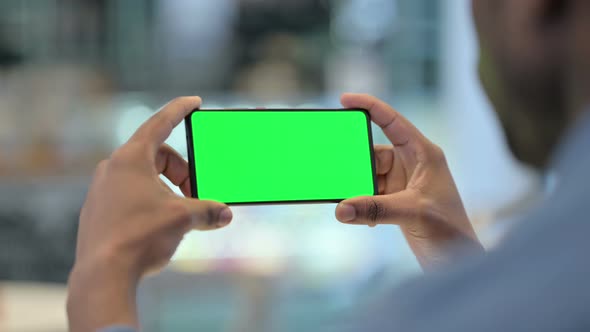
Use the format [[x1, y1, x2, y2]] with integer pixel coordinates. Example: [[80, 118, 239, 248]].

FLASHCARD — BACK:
[[341, 93, 428, 147], [342, 94, 431, 170], [156, 144, 192, 197], [176, 198, 233, 231], [374, 145, 394, 175], [335, 191, 419, 225], [92, 159, 110, 181], [130, 96, 202, 153], [377, 175, 386, 195], [374, 145, 407, 194], [388, 148, 408, 192]]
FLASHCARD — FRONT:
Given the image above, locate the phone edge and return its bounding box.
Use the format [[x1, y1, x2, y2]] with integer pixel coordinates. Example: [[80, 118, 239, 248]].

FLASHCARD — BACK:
[[185, 109, 200, 199], [185, 108, 378, 204]]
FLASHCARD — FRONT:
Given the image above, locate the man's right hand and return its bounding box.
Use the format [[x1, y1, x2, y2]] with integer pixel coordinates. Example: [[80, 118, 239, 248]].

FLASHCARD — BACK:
[[67, 97, 233, 332], [335, 94, 484, 270]]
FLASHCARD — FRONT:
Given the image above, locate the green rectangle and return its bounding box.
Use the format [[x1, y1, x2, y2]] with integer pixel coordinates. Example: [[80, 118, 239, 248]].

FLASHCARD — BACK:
[[186, 109, 376, 204]]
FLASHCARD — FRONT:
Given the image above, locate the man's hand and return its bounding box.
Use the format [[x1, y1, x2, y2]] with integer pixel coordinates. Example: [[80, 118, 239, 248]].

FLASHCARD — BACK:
[[67, 97, 233, 331], [335, 94, 483, 270]]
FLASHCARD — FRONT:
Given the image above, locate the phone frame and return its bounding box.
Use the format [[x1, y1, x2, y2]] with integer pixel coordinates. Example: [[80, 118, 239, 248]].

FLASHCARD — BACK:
[[184, 108, 378, 205]]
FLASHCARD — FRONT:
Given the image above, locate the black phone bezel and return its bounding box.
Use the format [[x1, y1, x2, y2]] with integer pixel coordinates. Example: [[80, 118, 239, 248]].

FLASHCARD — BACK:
[[184, 108, 378, 205]]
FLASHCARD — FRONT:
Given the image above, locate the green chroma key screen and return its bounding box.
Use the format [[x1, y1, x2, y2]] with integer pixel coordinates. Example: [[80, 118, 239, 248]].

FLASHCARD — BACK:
[[186, 109, 377, 204]]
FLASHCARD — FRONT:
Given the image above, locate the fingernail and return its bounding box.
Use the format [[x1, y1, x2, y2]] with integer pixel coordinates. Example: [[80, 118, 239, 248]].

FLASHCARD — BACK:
[[337, 203, 356, 222], [217, 208, 233, 227]]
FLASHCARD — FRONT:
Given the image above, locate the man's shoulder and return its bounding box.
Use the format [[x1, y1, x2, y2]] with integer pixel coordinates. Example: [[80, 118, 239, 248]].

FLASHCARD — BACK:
[[353, 172, 590, 332]]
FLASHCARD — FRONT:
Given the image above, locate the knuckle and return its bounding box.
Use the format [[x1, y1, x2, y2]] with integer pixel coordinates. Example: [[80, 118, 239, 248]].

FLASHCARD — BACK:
[[415, 196, 430, 218], [201, 203, 220, 227], [164, 200, 219, 229], [197, 200, 223, 227], [109, 146, 132, 166], [166, 200, 192, 221], [364, 199, 386, 222], [425, 144, 447, 165], [155, 145, 169, 165], [110, 143, 150, 166], [95, 159, 109, 173]]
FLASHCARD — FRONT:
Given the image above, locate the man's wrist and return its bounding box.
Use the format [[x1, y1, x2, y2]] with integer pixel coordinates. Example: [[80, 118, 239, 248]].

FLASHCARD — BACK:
[[67, 252, 140, 332]]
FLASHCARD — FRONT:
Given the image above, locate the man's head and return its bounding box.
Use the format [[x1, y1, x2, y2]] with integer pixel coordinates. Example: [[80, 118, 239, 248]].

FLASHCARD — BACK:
[[472, 0, 590, 168]]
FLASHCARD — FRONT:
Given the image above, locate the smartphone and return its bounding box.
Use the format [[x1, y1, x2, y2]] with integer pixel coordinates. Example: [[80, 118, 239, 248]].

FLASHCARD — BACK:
[[185, 109, 377, 205]]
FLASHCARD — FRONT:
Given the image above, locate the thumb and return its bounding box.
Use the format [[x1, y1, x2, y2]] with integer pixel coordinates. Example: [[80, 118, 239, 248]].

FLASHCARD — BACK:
[[175, 198, 233, 231], [335, 190, 420, 226]]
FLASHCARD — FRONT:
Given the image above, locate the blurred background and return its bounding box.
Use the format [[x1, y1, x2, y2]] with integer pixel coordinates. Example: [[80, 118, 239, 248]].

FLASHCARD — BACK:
[[0, 0, 542, 331]]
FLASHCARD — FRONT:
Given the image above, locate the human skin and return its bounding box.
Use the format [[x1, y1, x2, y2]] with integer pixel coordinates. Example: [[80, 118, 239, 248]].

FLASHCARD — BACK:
[[335, 93, 483, 270], [67, 97, 233, 331]]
